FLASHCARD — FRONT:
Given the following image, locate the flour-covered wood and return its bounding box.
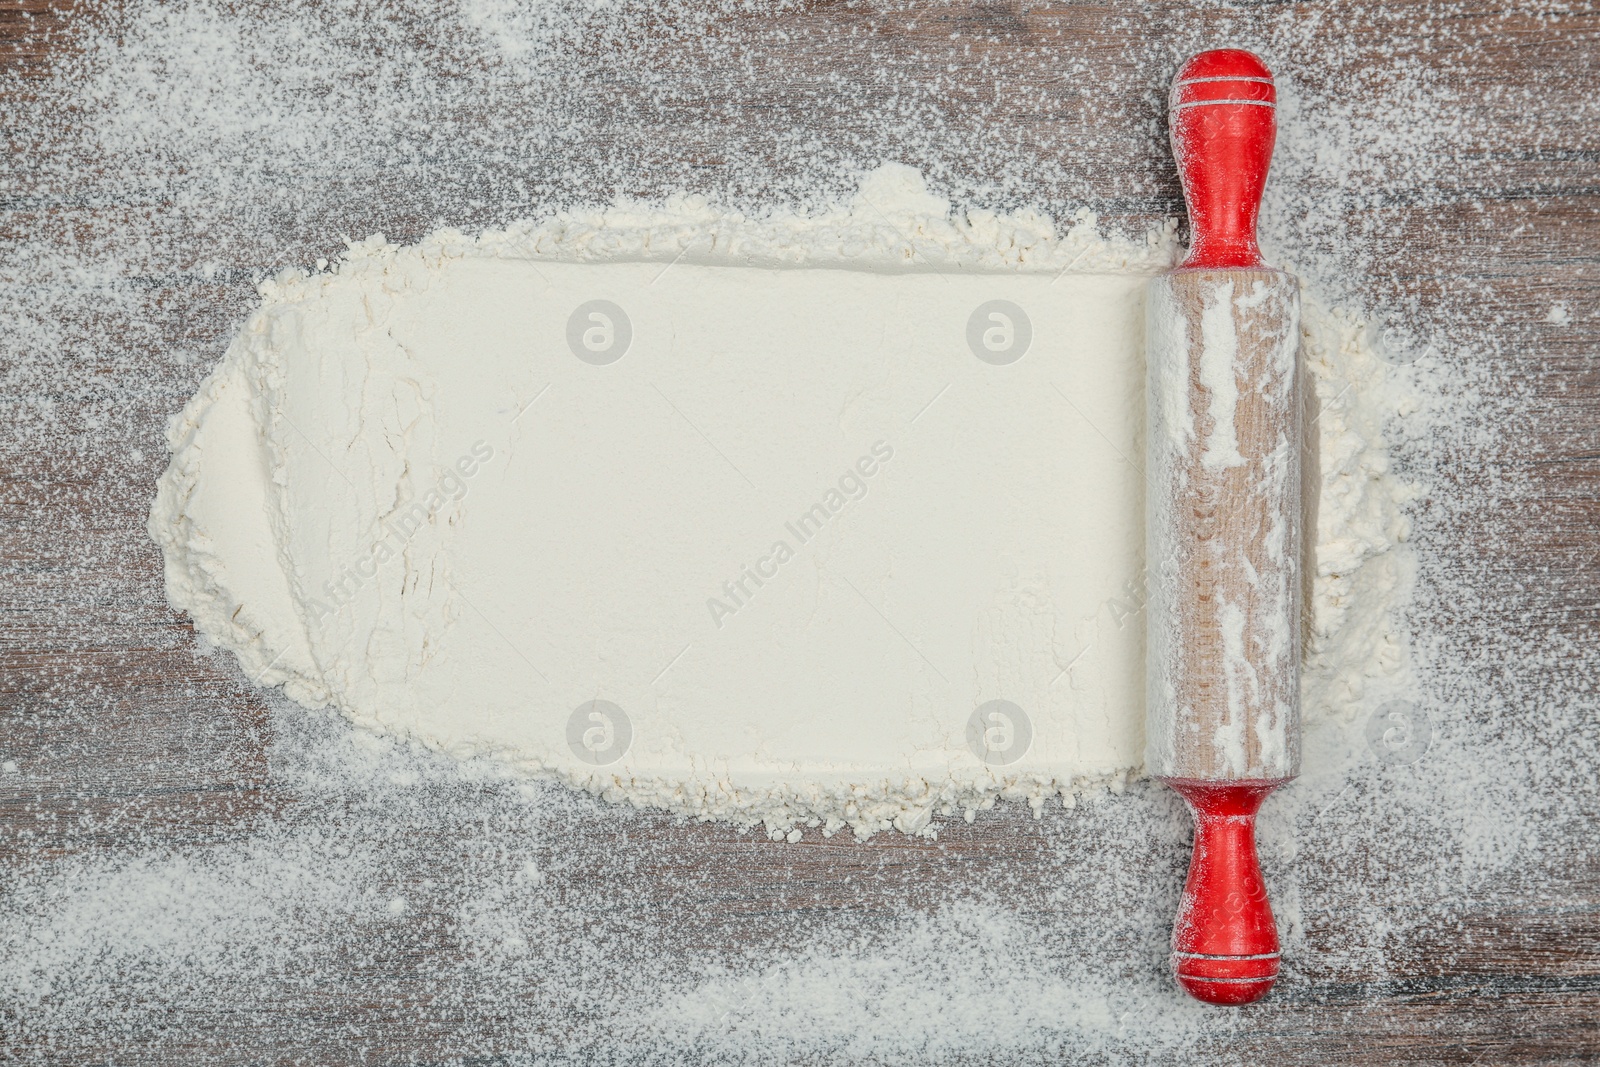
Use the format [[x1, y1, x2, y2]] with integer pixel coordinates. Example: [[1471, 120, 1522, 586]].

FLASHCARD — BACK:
[[6, 3, 1598, 1060], [1145, 268, 1302, 782]]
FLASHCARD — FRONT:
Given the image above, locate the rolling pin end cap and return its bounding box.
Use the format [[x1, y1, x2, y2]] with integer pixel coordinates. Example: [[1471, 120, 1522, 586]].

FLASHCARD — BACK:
[[1162, 778, 1290, 1006], [1168, 48, 1277, 271], [1173, 954, 1279, 1006]]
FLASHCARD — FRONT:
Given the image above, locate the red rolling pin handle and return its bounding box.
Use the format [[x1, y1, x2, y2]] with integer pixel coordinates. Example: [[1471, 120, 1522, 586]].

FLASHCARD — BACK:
[[1169, 48, 1277, 271], [1166, 779, 1287, 1005], [1162, 48, 1288, 1007]]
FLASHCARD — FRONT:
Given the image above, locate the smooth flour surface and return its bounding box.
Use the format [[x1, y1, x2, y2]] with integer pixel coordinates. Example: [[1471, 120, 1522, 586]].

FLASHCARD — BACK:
[[149, 166, 1411, 838]]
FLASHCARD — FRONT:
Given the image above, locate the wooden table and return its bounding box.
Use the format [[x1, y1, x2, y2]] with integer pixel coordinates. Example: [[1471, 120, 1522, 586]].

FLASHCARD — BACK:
[[3, 2, 1596, 1063]]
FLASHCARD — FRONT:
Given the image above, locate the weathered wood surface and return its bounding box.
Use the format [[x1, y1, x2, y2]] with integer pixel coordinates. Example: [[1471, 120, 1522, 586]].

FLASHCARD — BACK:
[[1145, 269, 1303, 783], [2, 2, 1597, 1064]]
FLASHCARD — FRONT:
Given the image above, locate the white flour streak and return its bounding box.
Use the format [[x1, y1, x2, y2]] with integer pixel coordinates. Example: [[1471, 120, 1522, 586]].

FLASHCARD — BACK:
[[1197, 279, 1247, 471]]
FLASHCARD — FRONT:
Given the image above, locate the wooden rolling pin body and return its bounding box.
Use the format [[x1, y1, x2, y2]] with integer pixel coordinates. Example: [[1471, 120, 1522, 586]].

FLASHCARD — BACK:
[[1145, 48, 1305, 1007], [1146, 268, 1302, 783]]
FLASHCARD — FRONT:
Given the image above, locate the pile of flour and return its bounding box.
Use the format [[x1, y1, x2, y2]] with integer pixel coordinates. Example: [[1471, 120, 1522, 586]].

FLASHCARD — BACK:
[[149, 164, 1412, 839]]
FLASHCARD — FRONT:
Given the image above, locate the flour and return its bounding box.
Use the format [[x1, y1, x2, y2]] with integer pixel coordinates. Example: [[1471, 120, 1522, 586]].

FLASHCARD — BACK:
[[1196, 279, 1246, 471], [149, 165, 1413, 839], [10, 0, 1590, 1059]]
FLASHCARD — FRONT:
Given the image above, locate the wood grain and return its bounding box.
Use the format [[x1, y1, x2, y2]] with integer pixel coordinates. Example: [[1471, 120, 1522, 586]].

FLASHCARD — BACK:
[[1145, 268, 1302, 782], [2, 1, 1597, 1064]]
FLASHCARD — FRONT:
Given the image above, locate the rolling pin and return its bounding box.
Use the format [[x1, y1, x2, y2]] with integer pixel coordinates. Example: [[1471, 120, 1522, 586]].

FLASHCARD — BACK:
[[1145, 48, 1303, 1007]]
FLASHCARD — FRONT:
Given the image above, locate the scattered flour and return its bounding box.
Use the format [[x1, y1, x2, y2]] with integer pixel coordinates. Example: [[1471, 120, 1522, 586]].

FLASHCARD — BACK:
[[6, 0, 1590, 1062]]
